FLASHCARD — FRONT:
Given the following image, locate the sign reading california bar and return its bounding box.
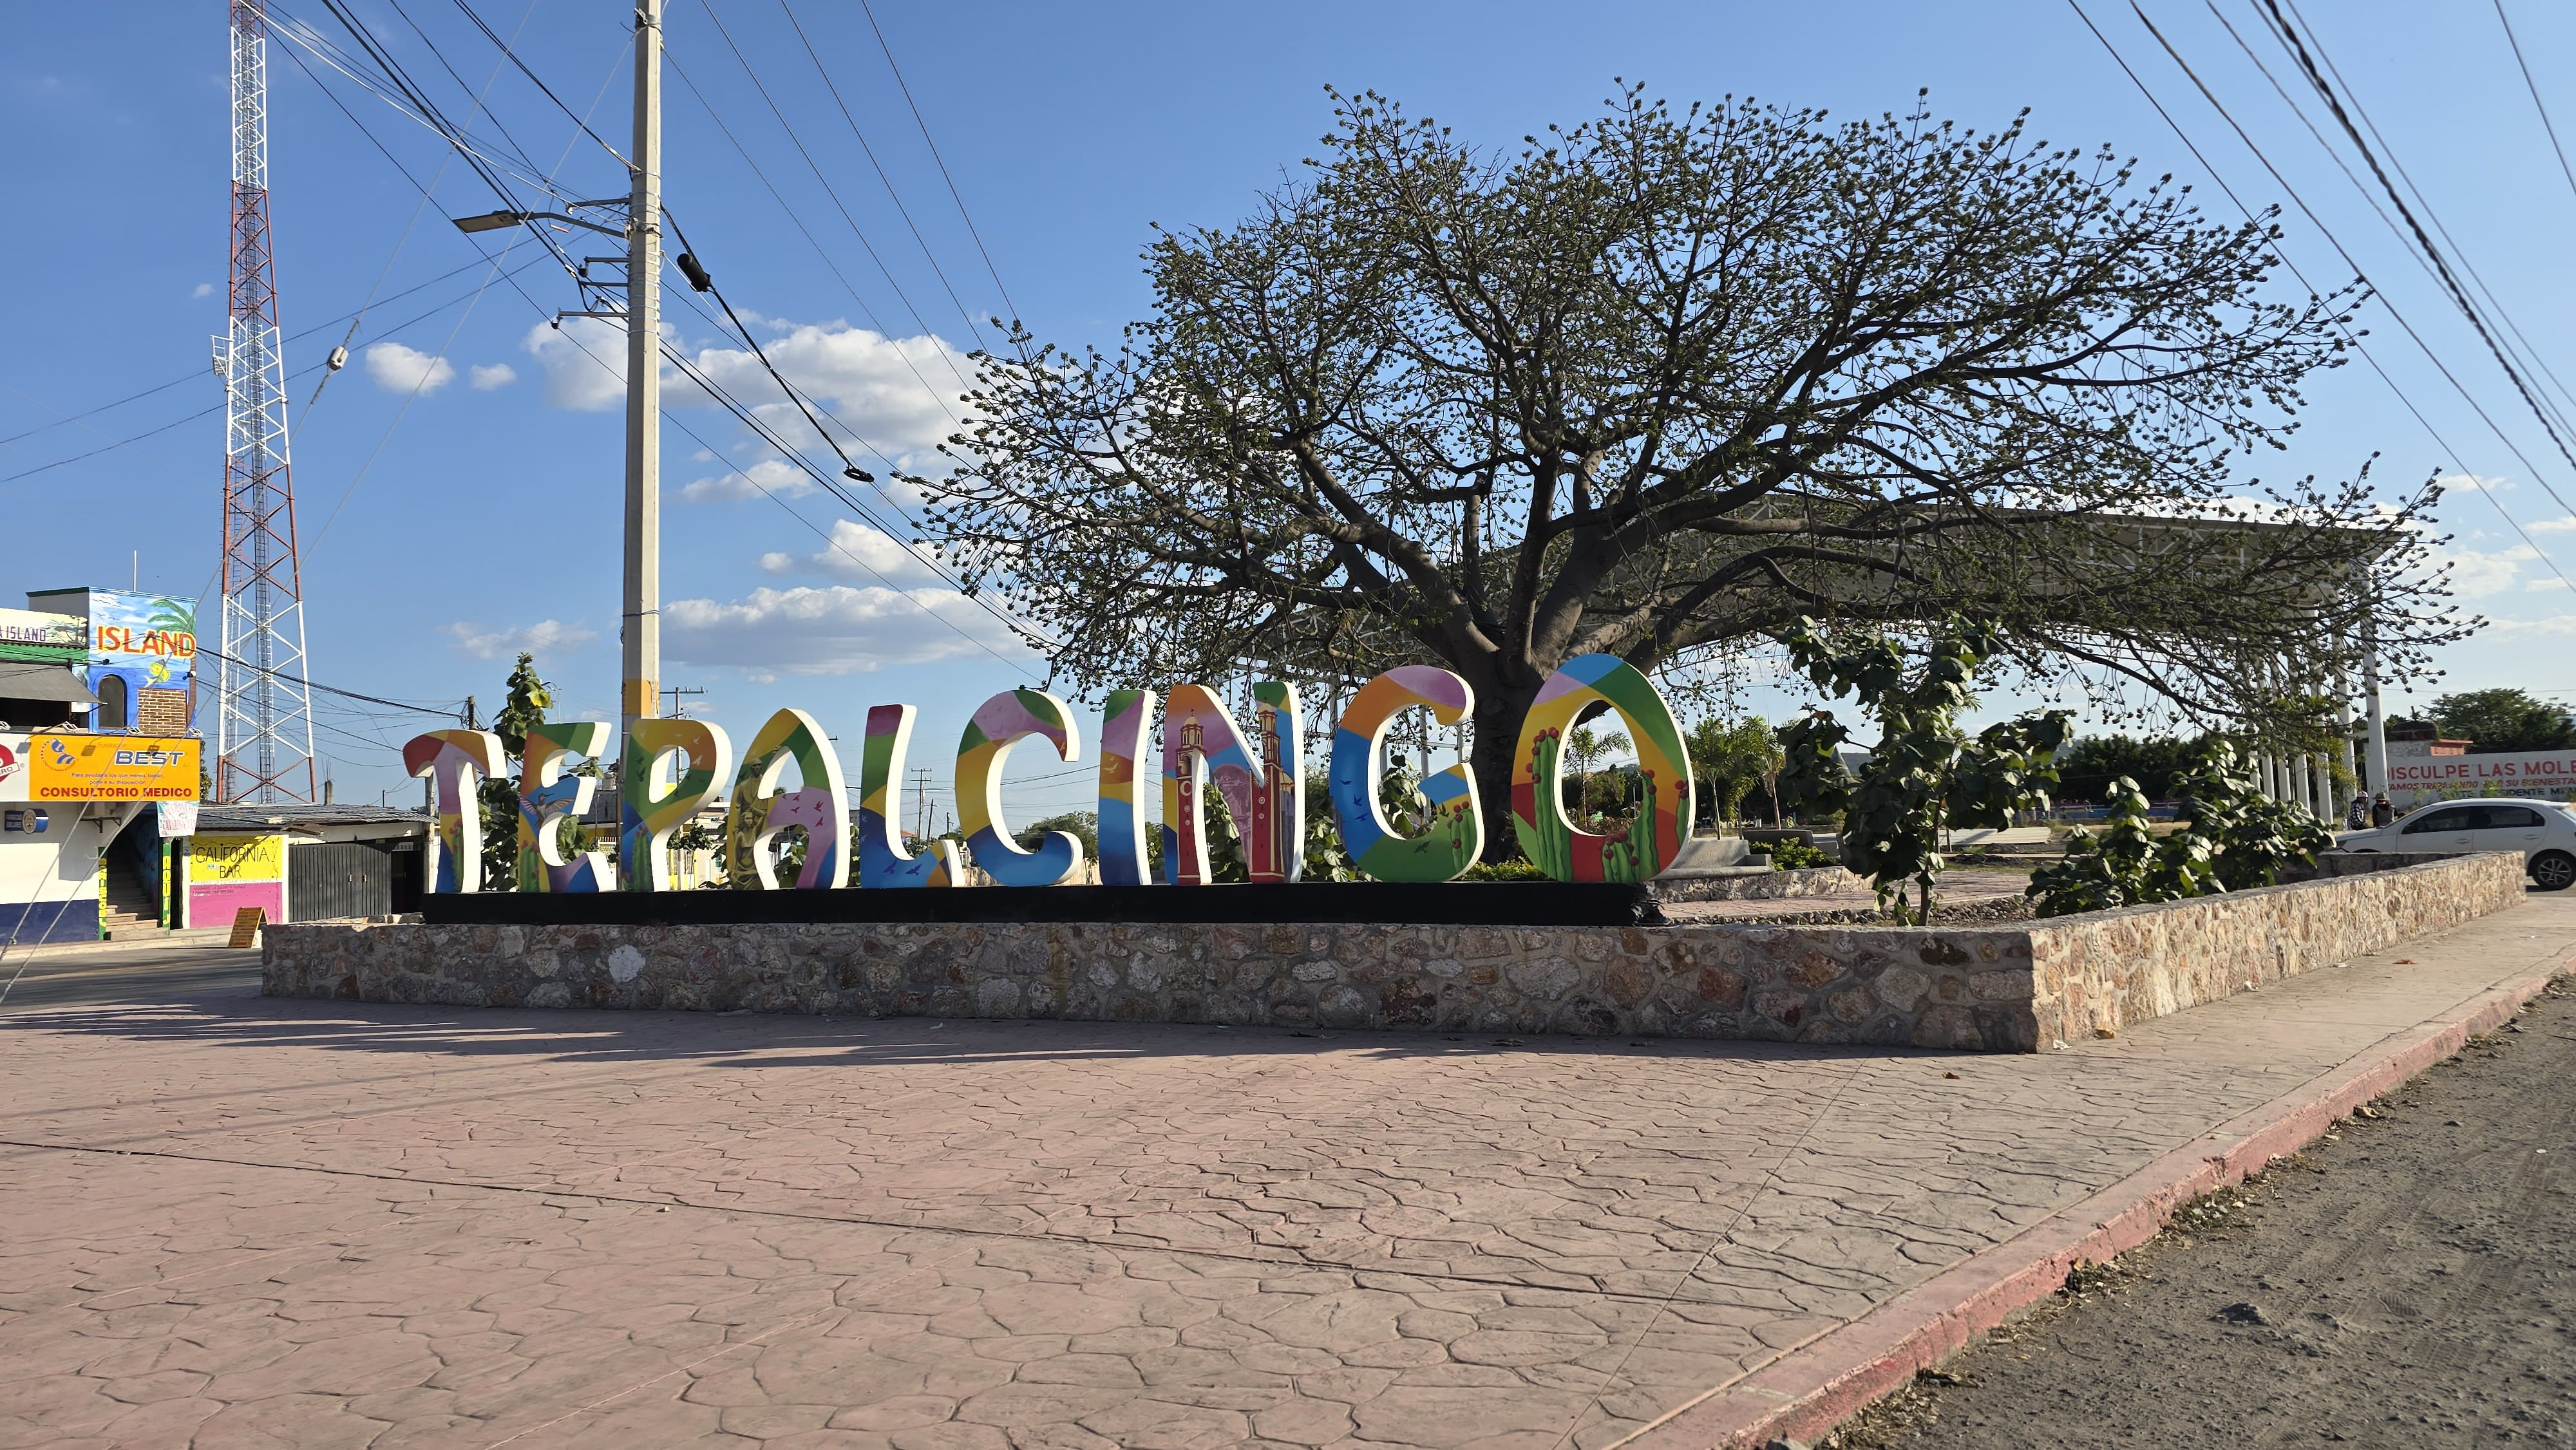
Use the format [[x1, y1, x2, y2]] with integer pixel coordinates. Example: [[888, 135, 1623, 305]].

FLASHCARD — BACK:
[[404, 654, 1697, 894]]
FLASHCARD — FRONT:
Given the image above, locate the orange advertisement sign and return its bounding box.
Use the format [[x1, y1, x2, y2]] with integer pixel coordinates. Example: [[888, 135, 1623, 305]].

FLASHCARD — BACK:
[[27, 733, 200, 801]]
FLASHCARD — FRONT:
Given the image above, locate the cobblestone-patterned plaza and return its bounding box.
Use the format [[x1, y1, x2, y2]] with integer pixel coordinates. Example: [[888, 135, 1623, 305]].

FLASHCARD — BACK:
[[3, 894, 2568, 1449]]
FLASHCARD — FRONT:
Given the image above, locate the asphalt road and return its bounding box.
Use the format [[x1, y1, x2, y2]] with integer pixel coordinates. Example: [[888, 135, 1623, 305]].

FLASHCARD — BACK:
[[0, 937, 263, 1012], [1829, 970, 2576, 1449]]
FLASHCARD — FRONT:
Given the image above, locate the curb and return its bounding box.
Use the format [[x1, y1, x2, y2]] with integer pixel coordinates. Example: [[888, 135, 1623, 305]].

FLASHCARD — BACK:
[[6, 927, 241, 957], [1616, 953, 2572, 1450]]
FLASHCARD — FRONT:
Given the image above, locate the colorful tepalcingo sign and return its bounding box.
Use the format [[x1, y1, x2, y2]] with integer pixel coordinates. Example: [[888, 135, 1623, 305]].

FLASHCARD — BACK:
[[401, 653, 1696, 893]]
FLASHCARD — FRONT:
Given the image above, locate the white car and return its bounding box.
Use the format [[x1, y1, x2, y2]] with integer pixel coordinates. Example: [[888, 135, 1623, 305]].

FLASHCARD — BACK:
[[2336, 796, 2576, 891]]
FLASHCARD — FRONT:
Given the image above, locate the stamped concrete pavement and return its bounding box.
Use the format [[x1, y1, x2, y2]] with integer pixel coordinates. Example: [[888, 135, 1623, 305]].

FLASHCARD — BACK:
[[1, 893, 2568, 1449]]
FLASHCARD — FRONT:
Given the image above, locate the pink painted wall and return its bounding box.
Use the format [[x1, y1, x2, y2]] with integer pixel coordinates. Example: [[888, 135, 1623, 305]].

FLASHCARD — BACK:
[[187, 880, 282, 931]]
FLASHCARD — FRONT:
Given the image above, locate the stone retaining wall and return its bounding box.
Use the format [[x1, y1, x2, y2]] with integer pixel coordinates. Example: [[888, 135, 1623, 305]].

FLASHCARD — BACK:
[[262, 852, 2530, 1053], [1653, 865, 1862, 903], [2027, 850, 2529, 1048]]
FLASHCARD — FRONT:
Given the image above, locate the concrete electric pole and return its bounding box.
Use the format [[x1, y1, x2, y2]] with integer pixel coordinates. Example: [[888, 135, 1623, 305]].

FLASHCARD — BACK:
[[621, 0, 664, 748]]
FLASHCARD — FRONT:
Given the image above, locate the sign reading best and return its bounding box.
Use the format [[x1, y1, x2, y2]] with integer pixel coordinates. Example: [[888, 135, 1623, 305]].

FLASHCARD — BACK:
[[28, 733, 200, 801]]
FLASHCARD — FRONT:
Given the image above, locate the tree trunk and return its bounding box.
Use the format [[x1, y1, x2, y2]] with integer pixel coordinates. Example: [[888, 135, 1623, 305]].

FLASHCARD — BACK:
[[1469, 681, 1542, 863]]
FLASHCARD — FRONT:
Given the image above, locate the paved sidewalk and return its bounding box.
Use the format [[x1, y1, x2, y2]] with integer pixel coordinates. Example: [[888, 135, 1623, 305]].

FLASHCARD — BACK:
[[1, 894, 2567, 1449]]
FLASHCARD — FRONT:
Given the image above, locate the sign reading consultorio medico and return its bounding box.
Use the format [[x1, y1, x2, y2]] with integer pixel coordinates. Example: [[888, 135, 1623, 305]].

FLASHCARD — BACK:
[[404, 654, 1701, 896], [26, 733, 200, 801]]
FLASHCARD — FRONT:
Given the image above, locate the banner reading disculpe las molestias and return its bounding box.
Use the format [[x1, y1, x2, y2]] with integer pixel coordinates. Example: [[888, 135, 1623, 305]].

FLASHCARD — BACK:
[[401, 654, 1701, 895], [2387, 749, 2576, 805]]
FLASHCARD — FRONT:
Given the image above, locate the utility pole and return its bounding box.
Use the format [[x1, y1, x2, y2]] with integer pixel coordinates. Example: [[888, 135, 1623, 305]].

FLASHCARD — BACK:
[[621, 0, 665, 755], [661, 685, 703, 719]]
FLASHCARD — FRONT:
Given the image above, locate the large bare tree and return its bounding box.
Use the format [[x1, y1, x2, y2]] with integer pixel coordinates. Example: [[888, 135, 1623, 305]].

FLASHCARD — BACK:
[[919, 88, 2463, 843]]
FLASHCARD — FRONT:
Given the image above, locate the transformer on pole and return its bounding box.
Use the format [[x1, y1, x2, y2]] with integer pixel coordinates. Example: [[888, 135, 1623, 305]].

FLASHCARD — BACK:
[[214, 0, 317, 804]]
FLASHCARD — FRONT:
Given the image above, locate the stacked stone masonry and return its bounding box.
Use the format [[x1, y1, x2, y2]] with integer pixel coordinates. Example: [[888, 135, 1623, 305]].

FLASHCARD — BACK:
[[264, 852, 2529, 1053]]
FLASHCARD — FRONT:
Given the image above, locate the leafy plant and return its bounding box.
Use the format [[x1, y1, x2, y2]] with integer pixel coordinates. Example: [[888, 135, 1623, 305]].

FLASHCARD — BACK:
[[1773, 617, 2070, 923], [2029, 741, 2332, 917], [1766, 839, 1832, 871], [1461, 857, 1548, 881]]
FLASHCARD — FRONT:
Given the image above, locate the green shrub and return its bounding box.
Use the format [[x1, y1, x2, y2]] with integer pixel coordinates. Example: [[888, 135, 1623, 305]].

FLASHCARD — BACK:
[[2029, 742, 2331, 917], [1767, 839, 1832, 871], [1461, 857, 1548, 881]]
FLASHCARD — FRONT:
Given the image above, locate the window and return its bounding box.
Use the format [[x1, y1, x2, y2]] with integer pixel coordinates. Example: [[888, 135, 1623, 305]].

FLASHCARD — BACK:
[[2401, 807, 2476, 835], [2479, 806, 2546, 829], [93, 672, 129, 730]]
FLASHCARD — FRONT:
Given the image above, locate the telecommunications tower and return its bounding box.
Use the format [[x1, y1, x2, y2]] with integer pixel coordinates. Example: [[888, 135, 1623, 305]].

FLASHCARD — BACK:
[[213, 0, 317, 804]]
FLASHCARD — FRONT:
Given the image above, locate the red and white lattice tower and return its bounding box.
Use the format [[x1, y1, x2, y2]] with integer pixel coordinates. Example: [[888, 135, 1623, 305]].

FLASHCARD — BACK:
[[213, 0, 317, 804]]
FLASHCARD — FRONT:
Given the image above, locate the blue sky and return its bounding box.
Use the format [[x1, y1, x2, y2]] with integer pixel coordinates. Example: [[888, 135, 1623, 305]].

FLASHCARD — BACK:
[[6, 1, 2575, 820]]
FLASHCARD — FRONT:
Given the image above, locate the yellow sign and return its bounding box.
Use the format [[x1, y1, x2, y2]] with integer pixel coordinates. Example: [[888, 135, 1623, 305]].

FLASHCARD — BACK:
[[190, 834, 285, 883], [28, 734, 199, 801]]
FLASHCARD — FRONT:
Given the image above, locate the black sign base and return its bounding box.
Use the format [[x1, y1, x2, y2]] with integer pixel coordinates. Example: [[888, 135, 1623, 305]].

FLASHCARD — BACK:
[[420, 881, 1666, 928]]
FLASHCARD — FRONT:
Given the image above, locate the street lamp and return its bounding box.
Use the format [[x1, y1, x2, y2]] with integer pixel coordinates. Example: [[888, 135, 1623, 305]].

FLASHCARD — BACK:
[[450, 209, 526, 234], [450, 209, 627, 238]]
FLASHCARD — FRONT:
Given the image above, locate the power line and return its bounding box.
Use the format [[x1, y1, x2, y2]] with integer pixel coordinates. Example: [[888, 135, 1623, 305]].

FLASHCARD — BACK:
[[196, 640, 466, 717], [2076, 0, 2576, 596], [2495, 1, 2576, 211], [2259, 0, 2576, 509], [0, 258, 549, 486], [0, 256, 500, 451], [661, 46, 971, 433], [286, 0, 1054, 672], [772, 0, 987, 350], [448, 0, 630, 169], [690, 0, 978, 394], [846, 0, 1023, 325]]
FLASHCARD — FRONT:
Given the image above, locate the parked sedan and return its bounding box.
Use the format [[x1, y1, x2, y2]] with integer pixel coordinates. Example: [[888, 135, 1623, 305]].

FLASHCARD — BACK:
[[2336, 797, 2576, 890]]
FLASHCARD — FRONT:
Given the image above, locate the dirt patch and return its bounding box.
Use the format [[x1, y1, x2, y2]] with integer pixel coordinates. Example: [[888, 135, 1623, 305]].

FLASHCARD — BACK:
[[1824, 974, 2576, 1449], [1667, 868, 2036, 927]]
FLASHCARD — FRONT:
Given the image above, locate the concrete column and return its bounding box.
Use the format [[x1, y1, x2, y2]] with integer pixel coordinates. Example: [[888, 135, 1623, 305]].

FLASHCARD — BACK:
[[2364, 652, 2388, 798]]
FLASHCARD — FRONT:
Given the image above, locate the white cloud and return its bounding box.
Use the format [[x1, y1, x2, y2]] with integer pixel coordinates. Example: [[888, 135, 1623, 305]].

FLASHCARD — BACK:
[[2438, 471, 2513, 496], [679, 457, 819, 504], [2526, 575, 2571, 592], [364, 341, 455, 395], [2435, 542, 2538, 599], [469, 362, 516, 390], [527, 313, 976, 471], [2485, 614, 2576, 637], [2531, 514, 2576, 534], [665, 585, 1027, 676], [440, 619, 598, 659], [191, 282, 214, 299], [520, 316, 634, 410], [757, 518, 947, 586]]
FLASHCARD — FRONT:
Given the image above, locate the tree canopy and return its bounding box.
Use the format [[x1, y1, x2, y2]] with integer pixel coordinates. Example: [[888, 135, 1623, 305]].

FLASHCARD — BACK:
[[2429, 689, 2576, 755], [923, 86, 2463, 838]]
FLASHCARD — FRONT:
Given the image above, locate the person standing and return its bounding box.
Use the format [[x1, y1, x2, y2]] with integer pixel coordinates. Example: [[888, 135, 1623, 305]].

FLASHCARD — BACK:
[[2371, 792, 2396, 828], [2347, 792, 2371, 830]]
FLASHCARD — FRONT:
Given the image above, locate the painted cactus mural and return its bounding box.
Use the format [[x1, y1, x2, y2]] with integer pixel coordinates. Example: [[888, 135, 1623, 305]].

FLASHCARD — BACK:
[[855, 703, 962, 889], [1095, 688, 1157, 887], [618, 718, 732, 892], [1159, 685, 1257, 886], [1247, 681, 1304, 883], [516, 720, 612, 893], [1327, 666, 1483, 882], [1510, 654, 1696, 883], [957, 688, 1086, 887], [402, 728, 504, 893], [724, 708, 849, 890]]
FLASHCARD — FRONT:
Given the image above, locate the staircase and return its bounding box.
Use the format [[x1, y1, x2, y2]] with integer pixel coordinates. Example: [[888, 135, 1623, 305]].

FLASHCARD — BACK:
[[99, 864, 162, 939]]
